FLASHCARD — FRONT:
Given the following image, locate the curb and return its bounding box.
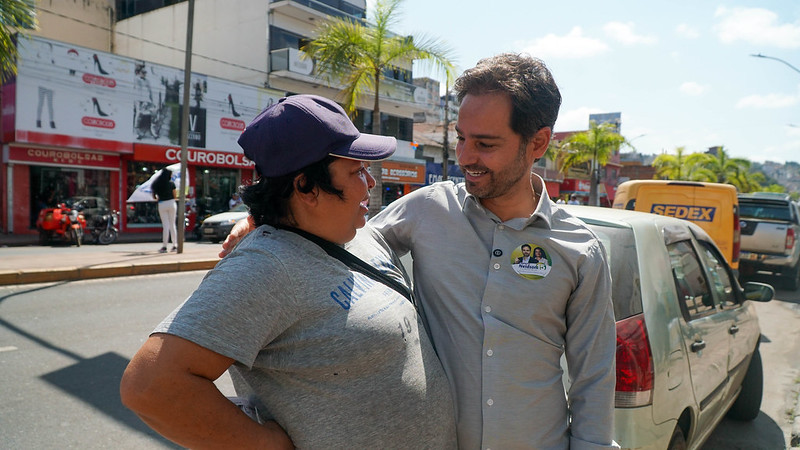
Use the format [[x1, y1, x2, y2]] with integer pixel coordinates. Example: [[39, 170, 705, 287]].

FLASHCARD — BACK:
[[0, 260, 218, 286]]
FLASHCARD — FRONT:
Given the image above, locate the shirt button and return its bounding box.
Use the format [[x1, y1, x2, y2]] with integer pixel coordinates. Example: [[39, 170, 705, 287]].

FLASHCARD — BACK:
[[487, 398, 494, 406], [493, 263, 500, 270], [498, 225, 505, 230], [485, 306, 492, 313], [487, 349, 493, 356]]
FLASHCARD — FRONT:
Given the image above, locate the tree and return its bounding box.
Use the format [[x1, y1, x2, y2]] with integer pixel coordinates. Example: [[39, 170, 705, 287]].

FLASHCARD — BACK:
[[0, 0, 36, 82], [560, 121, 628, 206], [700, 146, 753, 185], [652, 147, 715, 181], [303, 0, 455, 217]]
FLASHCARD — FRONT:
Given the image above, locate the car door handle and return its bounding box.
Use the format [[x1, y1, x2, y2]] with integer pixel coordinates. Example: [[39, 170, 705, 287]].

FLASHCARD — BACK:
[[729, 325, 740, 335], [691, 340, 706, 352]]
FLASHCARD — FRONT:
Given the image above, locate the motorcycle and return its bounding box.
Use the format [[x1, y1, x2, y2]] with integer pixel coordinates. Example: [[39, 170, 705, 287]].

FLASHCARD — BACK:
[[89, 209, 119, 245], [36, 203, 87, 246]]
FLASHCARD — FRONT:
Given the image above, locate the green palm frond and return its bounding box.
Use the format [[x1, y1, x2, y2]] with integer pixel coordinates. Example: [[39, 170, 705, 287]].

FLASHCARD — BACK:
[[0, 0, 37, 82]]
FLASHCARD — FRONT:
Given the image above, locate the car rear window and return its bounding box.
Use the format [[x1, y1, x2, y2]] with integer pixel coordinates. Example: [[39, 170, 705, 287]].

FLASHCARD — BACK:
[[583, 224, 643, 320], [739, 202, 792, 221]]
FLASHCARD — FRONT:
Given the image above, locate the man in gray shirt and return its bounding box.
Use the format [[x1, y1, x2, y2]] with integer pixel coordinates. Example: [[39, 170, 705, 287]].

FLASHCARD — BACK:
[[224, 54, 616, 449]]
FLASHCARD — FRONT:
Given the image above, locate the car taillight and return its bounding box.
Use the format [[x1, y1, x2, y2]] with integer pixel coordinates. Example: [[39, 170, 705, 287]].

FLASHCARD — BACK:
[[615, 314, 653, 407], [786, 227, 795, 252], [732, 207, 740, 263]]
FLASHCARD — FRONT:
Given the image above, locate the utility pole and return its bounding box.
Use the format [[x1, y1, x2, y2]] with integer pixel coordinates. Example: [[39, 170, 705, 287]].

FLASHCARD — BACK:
[[441, 82, 450, 180], [177, 0, 194, 253]]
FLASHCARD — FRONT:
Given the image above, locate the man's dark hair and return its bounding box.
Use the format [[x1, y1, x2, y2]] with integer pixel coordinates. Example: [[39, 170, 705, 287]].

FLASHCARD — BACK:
[[521, 244, 532, 251], [241, 155, 344, 227], [453, 53, 562, 142]]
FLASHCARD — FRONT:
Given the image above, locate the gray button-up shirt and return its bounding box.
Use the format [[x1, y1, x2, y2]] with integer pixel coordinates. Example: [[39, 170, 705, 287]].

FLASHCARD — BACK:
[[370, 177, 616, 449]]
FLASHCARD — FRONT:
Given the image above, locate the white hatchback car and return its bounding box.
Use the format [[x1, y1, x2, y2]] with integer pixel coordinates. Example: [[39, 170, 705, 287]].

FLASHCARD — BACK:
[[563, 205, 773, 450], [198, 203, 249, 243]]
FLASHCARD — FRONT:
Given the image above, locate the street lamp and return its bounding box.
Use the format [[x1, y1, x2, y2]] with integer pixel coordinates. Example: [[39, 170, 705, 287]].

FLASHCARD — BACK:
[[750, 53, 800, 76]]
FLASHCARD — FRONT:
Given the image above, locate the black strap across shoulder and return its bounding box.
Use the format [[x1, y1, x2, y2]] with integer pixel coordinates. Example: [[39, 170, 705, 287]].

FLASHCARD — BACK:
[[277, 226, 414, 305]]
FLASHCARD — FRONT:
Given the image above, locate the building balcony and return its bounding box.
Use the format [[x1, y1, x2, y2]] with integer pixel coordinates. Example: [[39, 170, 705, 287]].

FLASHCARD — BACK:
[[268, 0, 365, 23], [269, 47, 423, 116]]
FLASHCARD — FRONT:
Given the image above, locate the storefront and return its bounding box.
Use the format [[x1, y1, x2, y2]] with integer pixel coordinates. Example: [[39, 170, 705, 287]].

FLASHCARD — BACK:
[[1, 36, 282, 238], [124, 144, 254, 232], [3, 145, 121, 233], [380, 160, 426, 205]]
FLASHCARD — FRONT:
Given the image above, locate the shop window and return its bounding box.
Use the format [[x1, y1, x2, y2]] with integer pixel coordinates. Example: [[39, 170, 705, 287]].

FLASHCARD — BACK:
[[195, 167, 240, 219], [30, 166, 110, 229], [126, 162, 164, 226]]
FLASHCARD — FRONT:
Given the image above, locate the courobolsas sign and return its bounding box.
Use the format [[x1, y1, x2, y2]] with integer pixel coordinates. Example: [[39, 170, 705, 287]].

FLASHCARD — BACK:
[[134, 143, 255, 169], [6, 145, 120, 169]]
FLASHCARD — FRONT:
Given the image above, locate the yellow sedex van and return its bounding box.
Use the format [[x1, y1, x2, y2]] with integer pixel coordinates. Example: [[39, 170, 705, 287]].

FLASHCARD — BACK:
[[613, 180, 740, 269]]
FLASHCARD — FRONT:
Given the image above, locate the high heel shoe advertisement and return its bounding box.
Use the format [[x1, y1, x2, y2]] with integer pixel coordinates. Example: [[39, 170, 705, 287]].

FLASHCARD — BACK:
[[15, 35, 283, 151]]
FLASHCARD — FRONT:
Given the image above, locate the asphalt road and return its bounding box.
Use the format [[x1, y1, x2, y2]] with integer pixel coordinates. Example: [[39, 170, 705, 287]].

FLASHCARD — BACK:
[[0, 271, 798, 449]]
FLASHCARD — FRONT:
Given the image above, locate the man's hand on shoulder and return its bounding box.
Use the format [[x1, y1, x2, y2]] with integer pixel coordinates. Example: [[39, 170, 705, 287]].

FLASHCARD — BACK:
[[219, 216, 256, 258]]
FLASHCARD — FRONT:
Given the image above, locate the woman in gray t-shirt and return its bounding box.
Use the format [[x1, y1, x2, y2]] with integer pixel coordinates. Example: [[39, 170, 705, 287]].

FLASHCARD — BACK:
[[120, 95, 456, 449]]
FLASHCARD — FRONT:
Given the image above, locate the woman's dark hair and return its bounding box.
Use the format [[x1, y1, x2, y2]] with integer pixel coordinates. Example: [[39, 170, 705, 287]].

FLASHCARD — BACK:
[[242, 155, 344, 227], [152, 168, 172, 193]]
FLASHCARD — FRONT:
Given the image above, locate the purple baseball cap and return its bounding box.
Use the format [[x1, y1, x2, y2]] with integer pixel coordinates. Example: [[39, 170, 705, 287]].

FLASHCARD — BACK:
[[238, 95, 396, 177]]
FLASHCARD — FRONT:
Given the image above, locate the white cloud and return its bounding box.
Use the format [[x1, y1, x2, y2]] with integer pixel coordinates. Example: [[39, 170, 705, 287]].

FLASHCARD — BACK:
[[714, 7, 800, 49], [680, 82, 708, 96], [554, 106, 602, 131], [516, 26, 609, 59], [736, 93, 798, 109], [603, 22, 657, 45], [675, 24, 700, 39]]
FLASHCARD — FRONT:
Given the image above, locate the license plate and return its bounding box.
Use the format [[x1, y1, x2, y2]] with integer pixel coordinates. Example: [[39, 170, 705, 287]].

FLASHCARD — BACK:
[[203, 228, 215, 235]]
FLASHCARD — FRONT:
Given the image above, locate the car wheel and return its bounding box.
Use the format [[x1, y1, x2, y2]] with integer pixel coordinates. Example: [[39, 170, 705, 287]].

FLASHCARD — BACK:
[[784, 262, 800, 291], [726, 347, 763, 421], [210, 238, 221, 244], [667, 426, 687, 450]]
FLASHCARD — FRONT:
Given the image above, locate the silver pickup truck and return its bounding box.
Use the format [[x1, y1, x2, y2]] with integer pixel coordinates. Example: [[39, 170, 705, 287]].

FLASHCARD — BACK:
[[738, 192, 800, 290]]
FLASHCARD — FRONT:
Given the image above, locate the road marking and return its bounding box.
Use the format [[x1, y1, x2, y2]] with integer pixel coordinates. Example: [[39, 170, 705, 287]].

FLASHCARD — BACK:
[[0, 346, 18, 352]]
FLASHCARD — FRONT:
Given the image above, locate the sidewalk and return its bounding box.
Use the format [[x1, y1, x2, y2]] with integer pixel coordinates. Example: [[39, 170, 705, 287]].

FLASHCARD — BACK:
[[0, 233, 221, 286]]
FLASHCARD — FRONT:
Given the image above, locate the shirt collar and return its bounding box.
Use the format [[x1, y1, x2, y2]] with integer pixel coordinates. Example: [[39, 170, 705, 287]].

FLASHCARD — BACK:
[[459, 173, 555, 230]]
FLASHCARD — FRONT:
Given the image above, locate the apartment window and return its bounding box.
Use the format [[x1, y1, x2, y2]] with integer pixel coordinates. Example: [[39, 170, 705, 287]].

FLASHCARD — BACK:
[[116, 0, 185, 21]]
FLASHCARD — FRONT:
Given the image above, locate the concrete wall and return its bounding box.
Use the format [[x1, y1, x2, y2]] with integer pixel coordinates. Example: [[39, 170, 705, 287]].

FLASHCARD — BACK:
[[32, 0, 114, 52], [114, 0, 269, 87]]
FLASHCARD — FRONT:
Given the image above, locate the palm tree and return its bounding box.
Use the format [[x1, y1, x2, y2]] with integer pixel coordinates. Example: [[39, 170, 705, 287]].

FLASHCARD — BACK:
[[0, 0, 37, 82], [561, 121, 628, 206], [700, 146, 753, 185], [303, 0, 455, 217], [652, 147, 715, 181]]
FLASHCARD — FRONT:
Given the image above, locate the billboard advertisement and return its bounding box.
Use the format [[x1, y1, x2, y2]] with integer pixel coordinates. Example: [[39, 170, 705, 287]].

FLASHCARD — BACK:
[[14, 36, 283, 153]]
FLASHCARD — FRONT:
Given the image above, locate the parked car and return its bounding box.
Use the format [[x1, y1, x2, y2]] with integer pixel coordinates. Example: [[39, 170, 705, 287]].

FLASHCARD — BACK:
[[737, 192, 800, 289], [562, 205, 773, 450], [198, 203, 248, 243]]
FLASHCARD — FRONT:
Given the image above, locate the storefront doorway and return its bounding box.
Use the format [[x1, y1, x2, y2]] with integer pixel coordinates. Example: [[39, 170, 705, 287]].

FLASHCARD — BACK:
[[195, 167, 239, 219], [29, 166, 110, 229]]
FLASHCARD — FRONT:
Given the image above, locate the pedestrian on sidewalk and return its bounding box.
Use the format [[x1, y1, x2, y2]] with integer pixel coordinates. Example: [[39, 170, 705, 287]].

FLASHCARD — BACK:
[[120, 95, 456, 449], [151, 167, 177, 253]]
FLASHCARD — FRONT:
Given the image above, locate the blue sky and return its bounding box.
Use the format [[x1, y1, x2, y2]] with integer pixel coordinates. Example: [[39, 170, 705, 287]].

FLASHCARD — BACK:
[[380, 0, 800, 164]]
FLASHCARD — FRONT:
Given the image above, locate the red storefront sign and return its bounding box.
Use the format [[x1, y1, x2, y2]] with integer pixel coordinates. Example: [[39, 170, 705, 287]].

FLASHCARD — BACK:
[[7, 145, 120, 168], [134, 143, 255, 169]]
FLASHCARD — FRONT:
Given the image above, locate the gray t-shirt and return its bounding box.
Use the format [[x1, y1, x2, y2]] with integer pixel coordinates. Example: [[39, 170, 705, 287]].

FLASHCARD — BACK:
[[154, 224, 456, 449]]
